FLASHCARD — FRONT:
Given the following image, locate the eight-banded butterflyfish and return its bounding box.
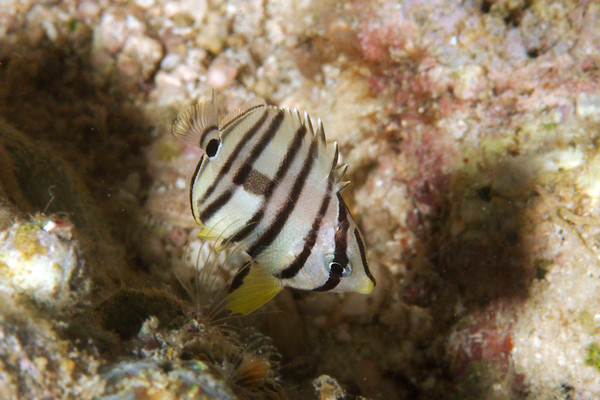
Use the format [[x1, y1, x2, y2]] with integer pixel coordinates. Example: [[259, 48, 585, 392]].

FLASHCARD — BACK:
[[173, 93, 376, 314]]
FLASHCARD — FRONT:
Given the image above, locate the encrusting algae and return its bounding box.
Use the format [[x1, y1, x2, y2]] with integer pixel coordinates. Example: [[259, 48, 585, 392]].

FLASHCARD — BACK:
[[1, 0, 599, 398]]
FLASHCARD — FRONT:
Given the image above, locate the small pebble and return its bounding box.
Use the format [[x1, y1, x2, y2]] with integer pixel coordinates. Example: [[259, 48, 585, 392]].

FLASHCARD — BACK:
[[134, 0, 155, 9], [207, 55, 238, 90], [96, 13, 129, 53], [77, 1, 100, 19], [117, 34, 164, 81], [160, 53, 180, 71]]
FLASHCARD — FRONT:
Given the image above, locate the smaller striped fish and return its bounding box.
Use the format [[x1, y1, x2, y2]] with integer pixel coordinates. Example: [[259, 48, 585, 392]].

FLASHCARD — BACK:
[[173, 93, 375, 314]]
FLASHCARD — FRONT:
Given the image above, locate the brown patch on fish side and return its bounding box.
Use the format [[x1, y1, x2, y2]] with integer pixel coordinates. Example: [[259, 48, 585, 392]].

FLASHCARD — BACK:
[[243, 167, 272, 195]]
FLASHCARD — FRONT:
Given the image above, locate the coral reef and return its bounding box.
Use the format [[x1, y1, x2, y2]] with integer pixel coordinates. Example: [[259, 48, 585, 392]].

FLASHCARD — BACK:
[[0, 0, 599, 399], [0, 215, 88, 309], [101, 317, 287, 400]]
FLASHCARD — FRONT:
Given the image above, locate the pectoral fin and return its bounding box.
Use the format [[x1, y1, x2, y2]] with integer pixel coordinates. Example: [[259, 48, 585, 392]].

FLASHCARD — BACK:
[[226, 262, 283, 315]]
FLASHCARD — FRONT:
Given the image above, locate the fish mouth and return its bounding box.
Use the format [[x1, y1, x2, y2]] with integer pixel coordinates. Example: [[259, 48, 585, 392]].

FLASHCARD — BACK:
[[357, 278, 375, 294]]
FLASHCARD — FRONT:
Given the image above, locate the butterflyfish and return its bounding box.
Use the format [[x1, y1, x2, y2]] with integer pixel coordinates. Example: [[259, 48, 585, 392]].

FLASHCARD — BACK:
[[173, 94, 376, 314]]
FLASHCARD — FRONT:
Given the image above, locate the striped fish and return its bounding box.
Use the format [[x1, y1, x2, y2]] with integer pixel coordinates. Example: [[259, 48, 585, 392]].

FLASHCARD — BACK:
[[173, 94, 376, 314]]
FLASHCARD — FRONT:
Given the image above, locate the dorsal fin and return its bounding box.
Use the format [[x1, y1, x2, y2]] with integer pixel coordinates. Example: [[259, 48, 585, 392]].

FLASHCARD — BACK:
[[218, 98, 267, 131], [173, 93, 219, 147], [294, 109, 339, 179], [336, 164, 348, 182], [303, 111, 314, 134], [331, 143, 351, 191], [331, 141, 339, 167], [291, 108, 302, 126], [337, 180, 351, 192], [316, 118, 326, 147]]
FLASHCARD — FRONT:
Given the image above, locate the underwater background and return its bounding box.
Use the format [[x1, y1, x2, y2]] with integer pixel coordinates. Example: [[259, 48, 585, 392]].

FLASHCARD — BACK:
[[0, 0, 599, 399]]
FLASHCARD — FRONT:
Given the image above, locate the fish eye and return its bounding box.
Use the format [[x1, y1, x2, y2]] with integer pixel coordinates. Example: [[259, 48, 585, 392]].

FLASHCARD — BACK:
[[206, 138, 220, 157], [328, 261, 352, 277]]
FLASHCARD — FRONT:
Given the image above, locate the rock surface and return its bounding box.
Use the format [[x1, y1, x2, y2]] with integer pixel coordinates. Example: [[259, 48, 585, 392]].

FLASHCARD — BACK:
[[0, 0, 599, 399]]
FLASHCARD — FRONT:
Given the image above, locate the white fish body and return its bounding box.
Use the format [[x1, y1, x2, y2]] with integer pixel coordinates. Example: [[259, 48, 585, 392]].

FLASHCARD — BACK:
[[173, 94, 375, 314]]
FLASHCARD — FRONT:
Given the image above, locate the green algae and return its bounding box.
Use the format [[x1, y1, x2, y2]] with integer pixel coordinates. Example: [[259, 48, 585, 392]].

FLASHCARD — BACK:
[[13, 223, 47, 260], [585, 342, 600, 372]]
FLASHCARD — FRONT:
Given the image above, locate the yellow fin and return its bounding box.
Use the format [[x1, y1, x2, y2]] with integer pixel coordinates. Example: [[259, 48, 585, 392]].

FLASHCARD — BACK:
[[197, 228, 233, 252], [226, 263, 283, 315], [198, 227, 220, 241]]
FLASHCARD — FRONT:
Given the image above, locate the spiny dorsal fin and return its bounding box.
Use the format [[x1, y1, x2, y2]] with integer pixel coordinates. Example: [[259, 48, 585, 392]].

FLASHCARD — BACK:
[[336, 164, 348, 182], [337, 180, 351, 192], [218, 98, 267, 131], [173, 94, 219, 148], [325, 140, 353, 192], [296, 109, 341, 179], [303, 111, 314, 134], [292, 108, 302, 124], [298, 110, 337, 178], [316, 118, 326, 147], [331, 141, 340, 168]]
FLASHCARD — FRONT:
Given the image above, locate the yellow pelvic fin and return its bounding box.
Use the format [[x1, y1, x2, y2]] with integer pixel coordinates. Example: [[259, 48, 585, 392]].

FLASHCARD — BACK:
[[197, 228, 232, 252], [198, 227, 219, 240], [226, 263, 283, 315]]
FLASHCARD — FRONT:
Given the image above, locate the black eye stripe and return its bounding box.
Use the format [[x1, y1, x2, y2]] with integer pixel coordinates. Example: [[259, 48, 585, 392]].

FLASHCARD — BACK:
[[313, 273, 340, 291], [206, 138, 220, 157], [329, 262, 344, 276]]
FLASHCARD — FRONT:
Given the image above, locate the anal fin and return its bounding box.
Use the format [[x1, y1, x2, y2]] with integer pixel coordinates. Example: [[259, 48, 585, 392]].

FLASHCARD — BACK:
[[226, 262, 283, 315]]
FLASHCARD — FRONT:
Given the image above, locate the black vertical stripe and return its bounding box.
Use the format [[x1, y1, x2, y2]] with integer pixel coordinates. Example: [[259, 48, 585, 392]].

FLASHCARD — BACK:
[[229, 123, 307, 243], [232, 111, 284, 186], [198, 111, 284, 222], [220, 103, 266, 133], [313, 194, 351, 292], [190, 155, 206, 218], [312, 274, 341, 291], [246, 136, 318, 258], [313, 274, 341, 292], [276, 144, 339, 279], [276, 187, 332, 279], [354, 228, 376, 285], [196, 107, 269, 208], [229, 262, 251, 293], [333, 193, 350, 267], [199, 190, 233, 223]]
